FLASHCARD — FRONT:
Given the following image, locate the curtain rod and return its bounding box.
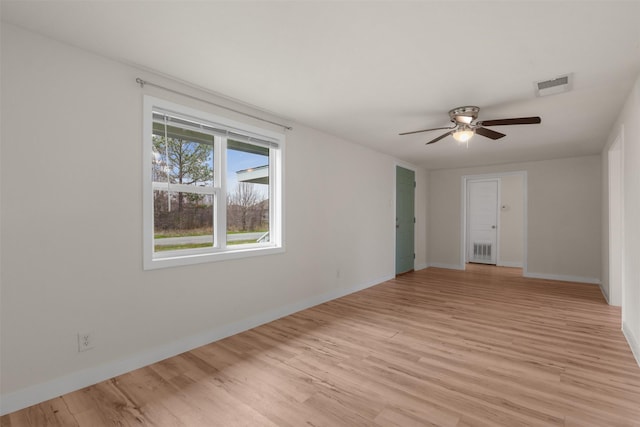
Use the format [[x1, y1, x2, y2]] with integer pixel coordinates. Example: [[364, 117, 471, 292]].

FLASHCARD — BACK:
[[136, 78, 292, 131]]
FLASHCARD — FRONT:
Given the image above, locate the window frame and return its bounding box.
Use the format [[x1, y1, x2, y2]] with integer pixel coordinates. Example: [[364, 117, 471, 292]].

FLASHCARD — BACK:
[[143, 96, 284, 270]]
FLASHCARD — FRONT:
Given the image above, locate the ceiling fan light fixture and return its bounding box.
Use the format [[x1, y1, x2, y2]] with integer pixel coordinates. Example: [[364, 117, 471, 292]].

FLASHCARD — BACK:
[[452, 128, 474, 143], [400, 105, 540, 145]]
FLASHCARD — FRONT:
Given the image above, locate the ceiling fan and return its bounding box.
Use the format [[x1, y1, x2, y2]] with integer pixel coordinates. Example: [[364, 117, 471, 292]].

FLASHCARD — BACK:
[[399, 106, 541, 145]]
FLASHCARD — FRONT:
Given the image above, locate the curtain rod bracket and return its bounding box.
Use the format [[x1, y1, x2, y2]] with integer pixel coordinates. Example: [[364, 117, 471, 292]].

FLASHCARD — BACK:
[[135, 77, 292, 131]]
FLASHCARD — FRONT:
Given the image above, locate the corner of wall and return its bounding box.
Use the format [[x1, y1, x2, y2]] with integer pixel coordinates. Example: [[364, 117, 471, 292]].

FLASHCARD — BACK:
[[427, 262, 465, 271], [622, 322, 640, 368], [598, 281, 610, 304]]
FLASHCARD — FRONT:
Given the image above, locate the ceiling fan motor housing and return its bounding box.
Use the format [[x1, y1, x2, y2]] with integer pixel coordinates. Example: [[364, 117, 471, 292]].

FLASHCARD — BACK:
[[449, 106, 480, 124]]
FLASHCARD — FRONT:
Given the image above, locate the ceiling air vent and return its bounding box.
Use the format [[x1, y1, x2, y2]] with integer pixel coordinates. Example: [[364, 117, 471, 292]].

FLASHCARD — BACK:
[[535, 74, 572, 97]]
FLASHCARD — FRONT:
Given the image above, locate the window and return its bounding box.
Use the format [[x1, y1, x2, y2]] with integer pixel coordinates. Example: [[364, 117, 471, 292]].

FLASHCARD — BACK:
[[143, 96, 284, 269]]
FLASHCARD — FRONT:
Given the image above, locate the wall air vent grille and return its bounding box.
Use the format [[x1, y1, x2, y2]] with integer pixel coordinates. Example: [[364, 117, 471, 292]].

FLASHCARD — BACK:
[[535, 74, 572, 97], [473, 242, 492, 261]]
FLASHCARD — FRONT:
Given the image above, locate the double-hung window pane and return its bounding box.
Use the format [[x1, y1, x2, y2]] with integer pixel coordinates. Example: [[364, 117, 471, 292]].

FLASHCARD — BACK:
[[226, 140, 270, 246], [151, 119, 215, 253]]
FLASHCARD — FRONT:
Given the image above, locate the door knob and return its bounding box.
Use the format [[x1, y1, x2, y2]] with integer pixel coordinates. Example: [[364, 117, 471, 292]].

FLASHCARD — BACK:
[[491, 225, 496, 229]]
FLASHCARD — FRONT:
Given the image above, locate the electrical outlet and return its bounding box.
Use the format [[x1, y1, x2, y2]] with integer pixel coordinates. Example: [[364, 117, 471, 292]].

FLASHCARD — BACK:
[[77, 332, 93, 352]]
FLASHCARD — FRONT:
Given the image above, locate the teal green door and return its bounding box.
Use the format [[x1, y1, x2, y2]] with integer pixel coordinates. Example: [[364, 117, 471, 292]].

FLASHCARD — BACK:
[[396, 166, 415, 275]]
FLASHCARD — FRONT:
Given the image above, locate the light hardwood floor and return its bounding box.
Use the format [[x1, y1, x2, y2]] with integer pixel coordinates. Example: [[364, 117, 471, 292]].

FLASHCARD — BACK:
[[2, 265, 640, 426]]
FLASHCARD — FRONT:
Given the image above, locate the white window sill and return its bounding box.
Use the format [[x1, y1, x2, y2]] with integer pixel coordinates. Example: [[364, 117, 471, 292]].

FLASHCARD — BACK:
[[144, 245, 285, 270]]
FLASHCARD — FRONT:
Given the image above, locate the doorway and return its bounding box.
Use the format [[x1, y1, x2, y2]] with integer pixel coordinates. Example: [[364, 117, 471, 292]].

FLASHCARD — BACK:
[[466, 179, 499, 264], [462, 172, 526, 271], [396, 166, 415, 275]]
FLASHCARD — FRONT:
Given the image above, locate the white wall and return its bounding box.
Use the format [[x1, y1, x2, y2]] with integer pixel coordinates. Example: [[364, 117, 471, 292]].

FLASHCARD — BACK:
[[429, 155, 602, 283], [0, 24, 427, 413], [498, 174, 524, 267], [602, 73, 640, 365]]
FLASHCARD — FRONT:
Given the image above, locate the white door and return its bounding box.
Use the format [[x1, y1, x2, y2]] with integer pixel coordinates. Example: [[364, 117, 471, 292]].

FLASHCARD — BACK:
[[467, 179, 498, 264]]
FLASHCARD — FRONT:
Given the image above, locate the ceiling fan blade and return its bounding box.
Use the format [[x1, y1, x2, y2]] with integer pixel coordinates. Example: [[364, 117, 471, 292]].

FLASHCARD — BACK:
[[475, 127, 506, 140], [478, 117, 541, 127], [426, 131, 454, 145], [399, 126, 455, 136]]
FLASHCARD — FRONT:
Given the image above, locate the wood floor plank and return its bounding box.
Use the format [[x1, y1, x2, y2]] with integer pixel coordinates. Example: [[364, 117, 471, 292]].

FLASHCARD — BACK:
[[2, 265, 640, 426]]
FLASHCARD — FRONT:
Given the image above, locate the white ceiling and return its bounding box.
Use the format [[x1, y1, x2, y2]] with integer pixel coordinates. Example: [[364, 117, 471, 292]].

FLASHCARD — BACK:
[[2, 1, 640, 169]]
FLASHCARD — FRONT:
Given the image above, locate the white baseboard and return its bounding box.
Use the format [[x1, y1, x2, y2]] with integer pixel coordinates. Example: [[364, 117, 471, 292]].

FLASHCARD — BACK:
[[428, 262, 465, 270], [523, 271, 601, 285], [0, 273, 393, 416], [622, 322, 640, 368], [497, 261, 523, 268]]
